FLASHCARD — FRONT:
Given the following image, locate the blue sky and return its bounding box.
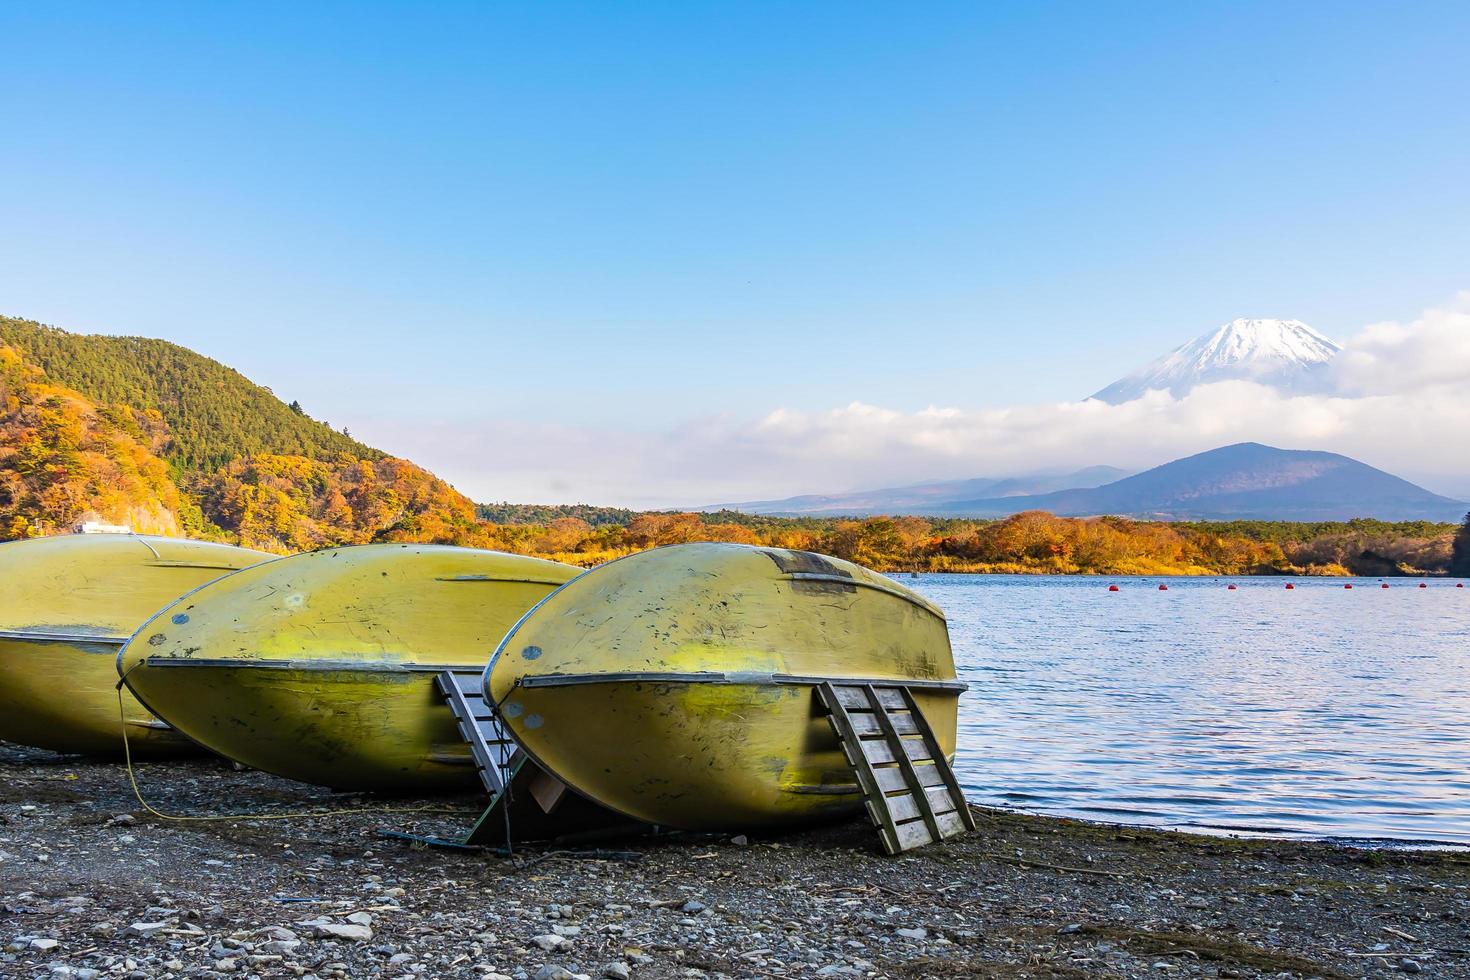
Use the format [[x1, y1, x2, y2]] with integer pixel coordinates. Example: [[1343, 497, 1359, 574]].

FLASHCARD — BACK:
[[2, 3, 1468, 504]]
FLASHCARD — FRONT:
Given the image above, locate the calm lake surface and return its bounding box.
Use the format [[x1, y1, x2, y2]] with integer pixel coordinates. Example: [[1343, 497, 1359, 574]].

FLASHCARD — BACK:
[[908, 574, 1470, 845]]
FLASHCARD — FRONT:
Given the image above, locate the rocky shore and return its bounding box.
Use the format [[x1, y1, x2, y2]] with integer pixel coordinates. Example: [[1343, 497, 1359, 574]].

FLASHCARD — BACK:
[[2, 743, 1467, 979]]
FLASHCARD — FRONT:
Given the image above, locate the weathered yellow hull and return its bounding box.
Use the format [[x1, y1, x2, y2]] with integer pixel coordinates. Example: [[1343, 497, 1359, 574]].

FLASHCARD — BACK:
[[486, 543, 962, 830], [0, 535, 271, 756], [119, 544, 581, 791]]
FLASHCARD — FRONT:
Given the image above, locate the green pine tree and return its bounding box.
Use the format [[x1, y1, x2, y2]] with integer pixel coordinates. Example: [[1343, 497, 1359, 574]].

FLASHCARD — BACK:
[[1451, 512, 1470, 577]]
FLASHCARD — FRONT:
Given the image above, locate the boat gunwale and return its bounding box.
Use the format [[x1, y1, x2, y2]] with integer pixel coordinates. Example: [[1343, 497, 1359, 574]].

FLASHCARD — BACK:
[[0, 629, 129, 646], [505, 670, 969, 692], [133, 656, 473, 674]]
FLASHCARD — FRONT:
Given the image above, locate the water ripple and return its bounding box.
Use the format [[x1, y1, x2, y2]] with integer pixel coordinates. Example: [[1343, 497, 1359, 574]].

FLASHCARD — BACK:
[[909, 574, 1470, 845]]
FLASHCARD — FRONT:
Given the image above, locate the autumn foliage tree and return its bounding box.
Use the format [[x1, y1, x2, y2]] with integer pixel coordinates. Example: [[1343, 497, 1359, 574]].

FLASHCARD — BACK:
[[0, 346, 183, 538]]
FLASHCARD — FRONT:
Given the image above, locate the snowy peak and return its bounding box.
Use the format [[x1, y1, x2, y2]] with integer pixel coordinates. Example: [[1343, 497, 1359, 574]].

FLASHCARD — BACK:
[[1091, 318, 1341, 404], [1182, 318, 1340, 374]]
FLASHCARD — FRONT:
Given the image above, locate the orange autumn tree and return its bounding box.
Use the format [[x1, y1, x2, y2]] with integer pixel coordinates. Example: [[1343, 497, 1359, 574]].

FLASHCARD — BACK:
[[0, 345, 183, 538], [191, 453, 491, 553]]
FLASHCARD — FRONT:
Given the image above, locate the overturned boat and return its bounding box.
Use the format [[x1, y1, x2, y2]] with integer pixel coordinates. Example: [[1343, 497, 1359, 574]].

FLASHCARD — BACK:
[[485, 543, 965, 831], [0, 534, 271, 756], [119, 544, 582, 791]]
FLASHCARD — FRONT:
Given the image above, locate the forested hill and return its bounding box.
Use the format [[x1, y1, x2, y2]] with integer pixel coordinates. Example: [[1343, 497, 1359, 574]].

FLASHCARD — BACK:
[[0, 316, 379, 470], [476, 502, 638, 526], [1, 315, 477, 553]]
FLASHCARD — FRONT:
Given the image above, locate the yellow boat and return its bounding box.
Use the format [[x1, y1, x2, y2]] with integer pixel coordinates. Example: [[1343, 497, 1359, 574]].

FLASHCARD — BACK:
[[0, 534, 271, 756], [119, 544, 582, 791], [485, 543, 963, 830]]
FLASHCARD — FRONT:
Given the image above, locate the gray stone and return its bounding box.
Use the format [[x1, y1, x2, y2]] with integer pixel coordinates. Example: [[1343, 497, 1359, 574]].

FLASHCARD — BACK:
[[681, 900, 707, 914], [602, 963, 631, 980], [534, 968, 574, 980], [895, 927, 927, 941], [301, 919, 373, 942], [531, 933, 569, 951], [124, 922, 170, 938], [29, 937, 60, 951], [1401, 961, 1423, 975]]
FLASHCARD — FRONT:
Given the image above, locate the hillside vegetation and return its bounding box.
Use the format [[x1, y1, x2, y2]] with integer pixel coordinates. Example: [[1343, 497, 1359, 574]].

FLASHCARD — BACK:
[[0, 345, 184, 537], [0, 316, 376, 471], [2, 314, 1464, 573], [476, 511, 1464, 576], [0, 318, 471, 552]]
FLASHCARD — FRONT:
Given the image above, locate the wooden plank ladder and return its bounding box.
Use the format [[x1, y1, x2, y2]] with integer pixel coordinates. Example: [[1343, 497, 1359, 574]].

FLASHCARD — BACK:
[[816, 682, 976, 855], [434, 669, 520, 796]]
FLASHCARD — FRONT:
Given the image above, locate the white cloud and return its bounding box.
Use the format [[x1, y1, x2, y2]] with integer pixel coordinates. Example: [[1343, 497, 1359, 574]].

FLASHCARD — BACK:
[[1331, 292, 1470, 396], [356, 295, 1470, 508]]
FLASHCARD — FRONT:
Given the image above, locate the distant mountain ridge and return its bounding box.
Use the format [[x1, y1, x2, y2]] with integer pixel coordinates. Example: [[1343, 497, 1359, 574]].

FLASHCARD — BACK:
[[931, 443, 1467, 522], [711, 465, 1132, 517], [1092, 318, 1341, 403]]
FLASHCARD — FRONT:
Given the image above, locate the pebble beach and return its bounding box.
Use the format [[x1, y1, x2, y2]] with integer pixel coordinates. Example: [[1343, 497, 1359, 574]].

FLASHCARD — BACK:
[[3, 744, 1468, 979]]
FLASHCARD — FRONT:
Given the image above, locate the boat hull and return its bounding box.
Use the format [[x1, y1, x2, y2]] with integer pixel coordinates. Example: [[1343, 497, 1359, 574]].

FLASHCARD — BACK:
[[487, 543, 962, 830], [497, 676, 959, 828], [0, 634, 195, 756], [120, 544, 582, 791], [0, 535, 271, 756], [120, 661, 478, 790]]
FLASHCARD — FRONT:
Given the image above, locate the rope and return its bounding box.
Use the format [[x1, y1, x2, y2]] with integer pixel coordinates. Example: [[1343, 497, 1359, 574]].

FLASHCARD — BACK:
[[115, 679, 473, 823]]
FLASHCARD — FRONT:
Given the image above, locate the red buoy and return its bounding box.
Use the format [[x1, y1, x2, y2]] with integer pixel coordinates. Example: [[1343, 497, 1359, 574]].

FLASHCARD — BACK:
[[1285, 583, 1295, 590], [1419, 582, 1428, 588], [1382, 583, 1390, 589], [1109, 584, 1119, 592], [1459, 583, 1465, 588], [1344, 583, 1353, 589], [1158, 583, 1168, 591], [1227, 584, 1237, 590]]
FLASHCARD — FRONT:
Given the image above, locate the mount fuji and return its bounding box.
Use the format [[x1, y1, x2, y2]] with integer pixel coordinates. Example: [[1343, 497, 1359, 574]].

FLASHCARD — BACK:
[[1091, 318, 1342, 404]]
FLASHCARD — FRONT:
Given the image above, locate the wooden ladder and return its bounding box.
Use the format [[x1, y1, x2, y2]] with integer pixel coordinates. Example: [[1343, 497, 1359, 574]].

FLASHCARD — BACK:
[[817, 682, 975, 855], [434, 669, 519, 796], [434, 669, 594, 847]]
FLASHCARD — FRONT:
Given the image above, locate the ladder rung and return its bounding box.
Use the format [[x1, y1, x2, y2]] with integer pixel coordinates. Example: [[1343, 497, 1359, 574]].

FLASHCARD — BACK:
[[934, 808, 969, 837], [885, 786, 960, 824], [874, 760, 947, 792], [889, 817, 938, 852], [848, 711, 919, 736], [859, 736, 933, 766], [832, 686, 906, 710]]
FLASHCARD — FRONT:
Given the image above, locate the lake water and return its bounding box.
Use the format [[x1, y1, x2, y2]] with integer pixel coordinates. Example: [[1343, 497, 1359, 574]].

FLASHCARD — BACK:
[[909, 574, 1470, 846]]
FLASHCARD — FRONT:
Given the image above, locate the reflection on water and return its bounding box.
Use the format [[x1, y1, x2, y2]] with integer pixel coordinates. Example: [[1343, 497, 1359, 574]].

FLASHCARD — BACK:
[[910, 574, 1470, 844]]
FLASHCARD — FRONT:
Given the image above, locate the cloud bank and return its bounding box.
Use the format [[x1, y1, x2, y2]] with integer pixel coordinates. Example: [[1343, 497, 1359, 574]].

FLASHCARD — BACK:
[[362, 294, 1470, 508]]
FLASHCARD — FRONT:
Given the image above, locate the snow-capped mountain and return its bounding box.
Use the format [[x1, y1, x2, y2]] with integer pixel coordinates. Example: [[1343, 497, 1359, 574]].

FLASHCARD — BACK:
[[1091, 318, 1342, 404]]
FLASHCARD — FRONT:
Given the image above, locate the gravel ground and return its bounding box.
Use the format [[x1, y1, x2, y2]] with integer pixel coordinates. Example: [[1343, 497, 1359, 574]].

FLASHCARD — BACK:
[[3, 742, 1469, 980]]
